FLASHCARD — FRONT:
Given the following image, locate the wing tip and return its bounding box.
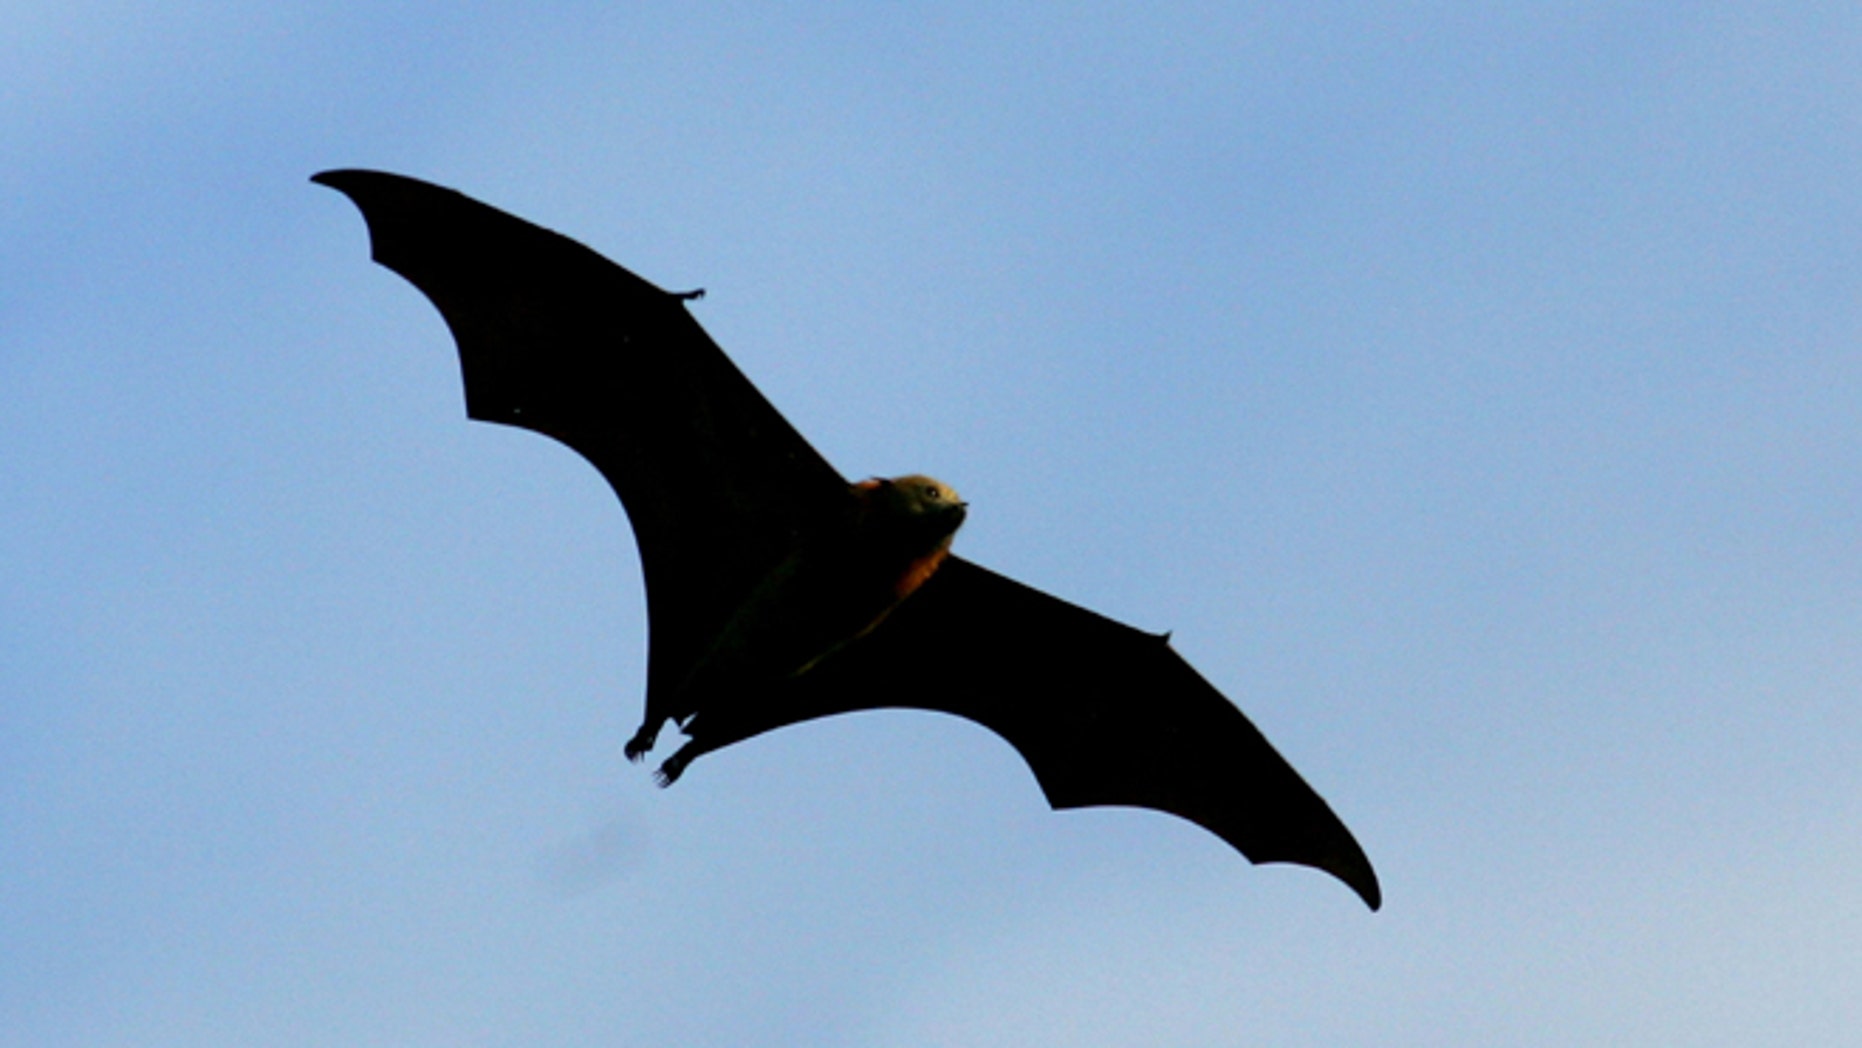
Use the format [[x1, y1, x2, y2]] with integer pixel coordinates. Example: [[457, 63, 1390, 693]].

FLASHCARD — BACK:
[[1045, 796, 1383, 911], [311, 168, 453, 228], [1358, 876, 1383, 912], [1257, 832, 1381, 911], [1248, 845, 1380, 910], [1237, 853, 1378, 911], [311, 169, 484, 278], [1341, 861, 1383, 912], [312, 168, 444, 215], [310, 167, 378, 198], [311, 169, 401, 258]]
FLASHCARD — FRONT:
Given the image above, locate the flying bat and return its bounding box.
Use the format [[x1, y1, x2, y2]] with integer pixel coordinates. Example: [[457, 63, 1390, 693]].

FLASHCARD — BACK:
[[315, 169, 1382, 910]]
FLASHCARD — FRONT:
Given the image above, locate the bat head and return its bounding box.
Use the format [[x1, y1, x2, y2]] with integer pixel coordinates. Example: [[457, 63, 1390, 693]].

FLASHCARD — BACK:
[[856, 474, 968, 550]]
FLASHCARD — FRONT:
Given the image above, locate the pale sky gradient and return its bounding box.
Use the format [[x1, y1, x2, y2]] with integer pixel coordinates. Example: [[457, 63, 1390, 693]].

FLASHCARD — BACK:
[[5, 4, 1859, 1044]]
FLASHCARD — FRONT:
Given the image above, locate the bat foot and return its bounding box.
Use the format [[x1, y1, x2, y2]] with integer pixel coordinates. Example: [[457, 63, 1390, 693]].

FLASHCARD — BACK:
[[653, 745, 694, 787], [623, 726, 658, 763]]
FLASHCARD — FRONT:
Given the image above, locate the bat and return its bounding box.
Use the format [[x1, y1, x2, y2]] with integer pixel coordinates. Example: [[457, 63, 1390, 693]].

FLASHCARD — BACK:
[[315, 169, 1382, 910]]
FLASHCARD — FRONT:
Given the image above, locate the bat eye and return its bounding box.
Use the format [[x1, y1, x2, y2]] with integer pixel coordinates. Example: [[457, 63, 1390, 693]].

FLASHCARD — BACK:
[[923, 485, 942, 501]]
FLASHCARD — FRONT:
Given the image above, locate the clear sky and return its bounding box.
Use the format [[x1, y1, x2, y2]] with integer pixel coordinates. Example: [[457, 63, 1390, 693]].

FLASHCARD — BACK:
[[4, 4, 1858, 1044]]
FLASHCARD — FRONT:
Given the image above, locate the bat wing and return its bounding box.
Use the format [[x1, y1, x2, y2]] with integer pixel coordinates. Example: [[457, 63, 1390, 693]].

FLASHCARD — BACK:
[[692, 556, 1382, 909], [314, 169, 851, 704]]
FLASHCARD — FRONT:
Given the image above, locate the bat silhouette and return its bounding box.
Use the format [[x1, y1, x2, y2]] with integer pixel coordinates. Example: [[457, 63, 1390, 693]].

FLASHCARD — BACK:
[[316, 169, 1381, 910]]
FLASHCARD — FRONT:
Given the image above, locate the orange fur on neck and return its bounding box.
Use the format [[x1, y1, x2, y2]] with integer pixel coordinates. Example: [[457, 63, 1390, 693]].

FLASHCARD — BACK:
[[894, 544, 951, 601]]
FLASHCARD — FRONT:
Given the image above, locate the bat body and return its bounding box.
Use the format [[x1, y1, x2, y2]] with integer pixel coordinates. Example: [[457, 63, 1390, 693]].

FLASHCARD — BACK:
[[635, 473, 968, 781], [316, 169, 1381, 910]]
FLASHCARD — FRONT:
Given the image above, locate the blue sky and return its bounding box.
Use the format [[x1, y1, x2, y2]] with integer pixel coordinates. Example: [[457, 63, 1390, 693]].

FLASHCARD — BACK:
[[5, 3, 1859, 1044]]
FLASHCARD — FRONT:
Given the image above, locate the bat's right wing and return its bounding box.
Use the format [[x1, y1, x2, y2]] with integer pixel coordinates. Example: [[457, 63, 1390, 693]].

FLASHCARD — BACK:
[[315, 170, 851, 702], [695, 556, 1382, 909]]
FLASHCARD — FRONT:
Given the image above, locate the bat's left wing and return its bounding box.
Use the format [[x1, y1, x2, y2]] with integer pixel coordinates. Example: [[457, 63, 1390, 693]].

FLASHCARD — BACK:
[[687, 556, 1382, 910]]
